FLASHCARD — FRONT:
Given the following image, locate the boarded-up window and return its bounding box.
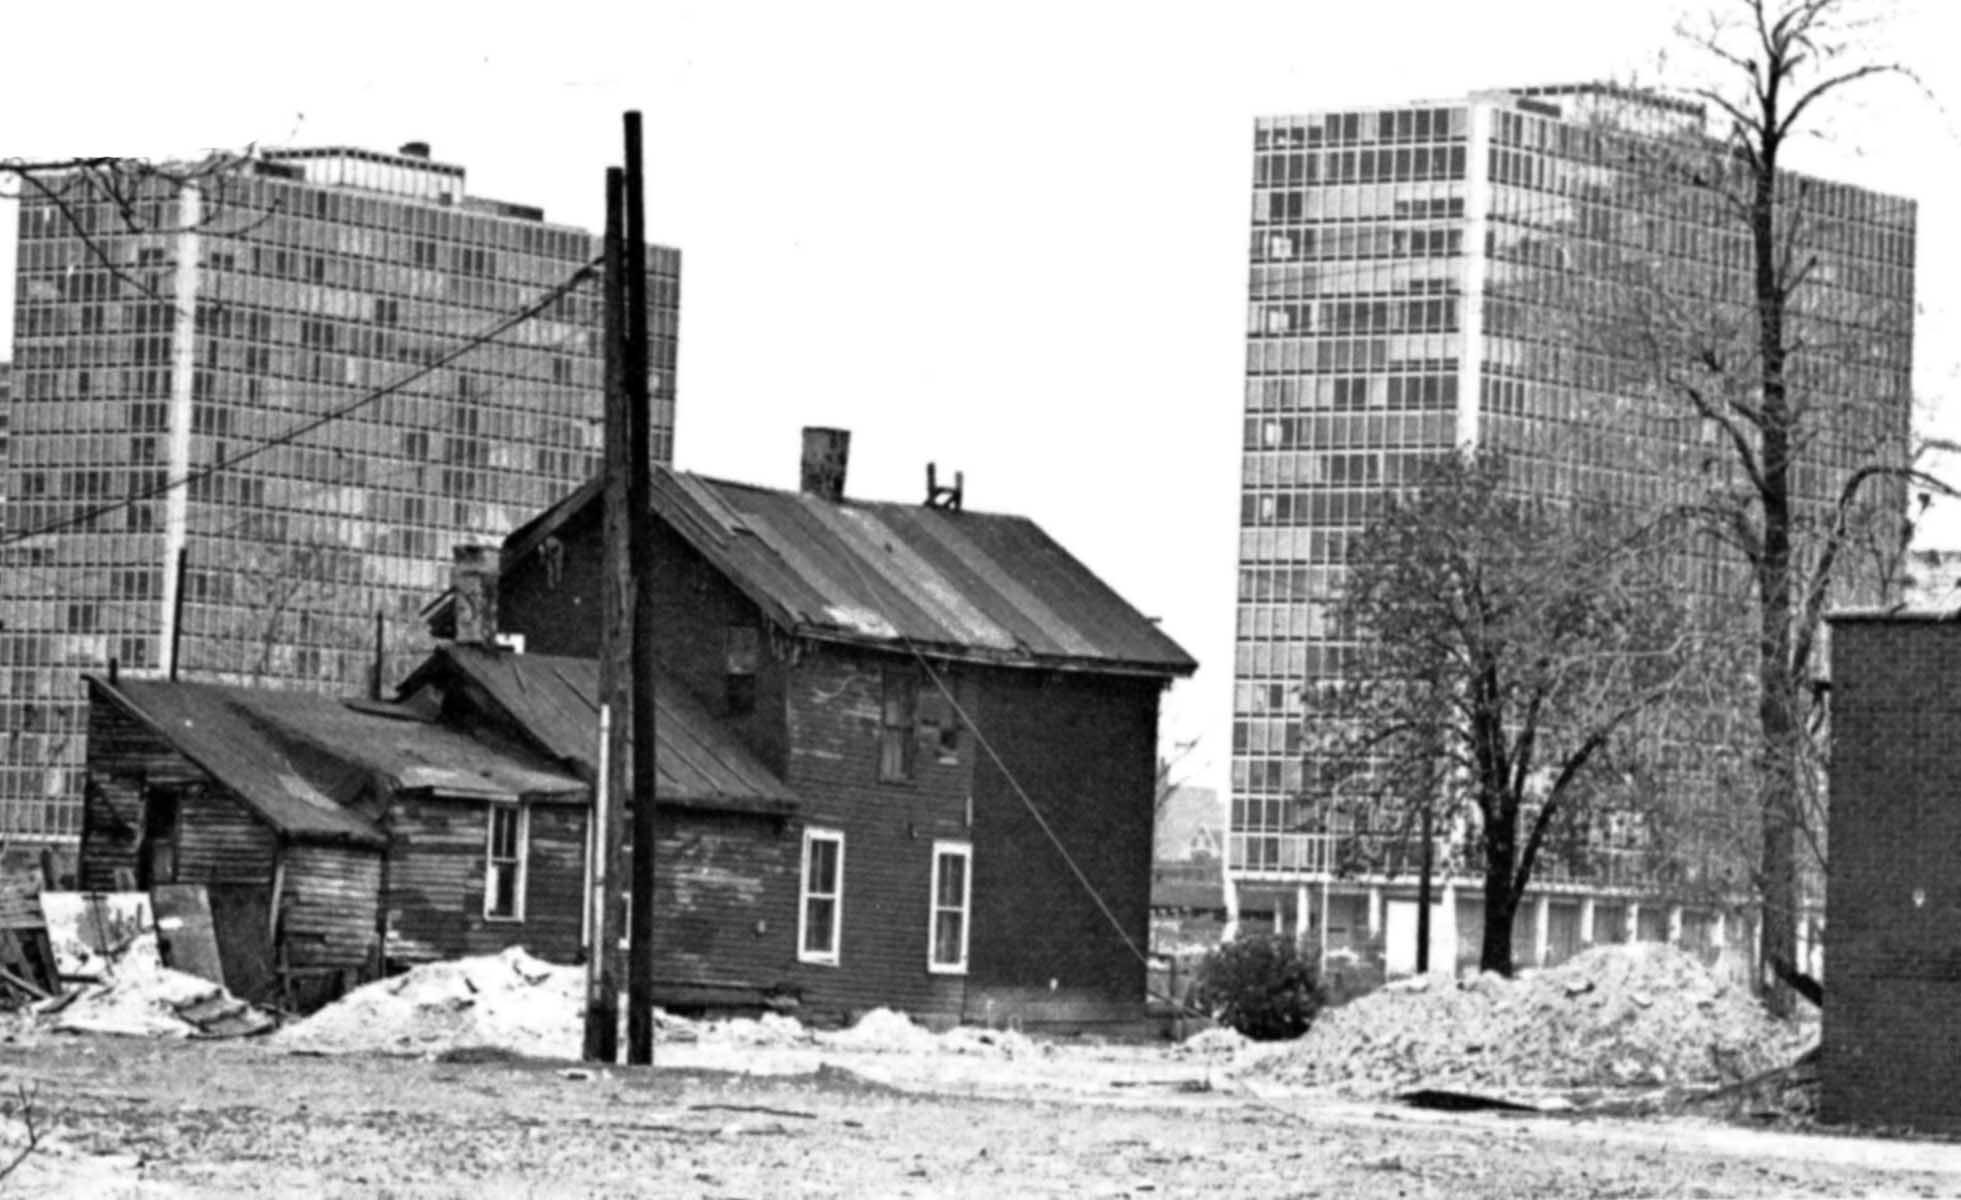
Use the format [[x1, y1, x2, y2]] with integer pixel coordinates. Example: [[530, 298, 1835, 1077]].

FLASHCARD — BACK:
[[484, 804, 528, 921], [799, 828, 843, 966], [918, 687, 961, 764], [880, 670, 917, 782], [928, 842, 971, 974]]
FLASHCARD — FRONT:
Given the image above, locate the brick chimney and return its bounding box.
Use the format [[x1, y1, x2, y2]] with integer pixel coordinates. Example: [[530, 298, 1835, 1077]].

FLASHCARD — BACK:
[[451, 544, 501, 645], [800, 427, 851, 503]]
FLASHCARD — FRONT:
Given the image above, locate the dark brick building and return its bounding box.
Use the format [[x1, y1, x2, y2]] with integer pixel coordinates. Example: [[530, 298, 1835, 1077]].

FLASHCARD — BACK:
[[475, 429, 1196, 1027], [1822, 614, 1961, 1132]]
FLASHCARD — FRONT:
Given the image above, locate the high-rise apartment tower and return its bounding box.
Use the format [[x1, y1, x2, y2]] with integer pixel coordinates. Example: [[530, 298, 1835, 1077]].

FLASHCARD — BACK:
[[2, 144, 681, 839], [1228, 85, 1914, 969]]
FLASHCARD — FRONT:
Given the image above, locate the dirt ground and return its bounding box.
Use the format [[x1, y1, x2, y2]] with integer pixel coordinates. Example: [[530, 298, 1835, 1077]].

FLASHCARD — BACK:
[[0, 1035, 1957, 1198]]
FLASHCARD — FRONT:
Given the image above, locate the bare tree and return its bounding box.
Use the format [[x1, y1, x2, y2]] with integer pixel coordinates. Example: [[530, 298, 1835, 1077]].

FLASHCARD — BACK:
[[1603, 0, 1943, 1012], [0, 1083, 41, 1184], [1328, 453, 1701, 975], [186, 538, 430, 692], [1154, 737, 1200, 826], [3, 152, 275, 303]]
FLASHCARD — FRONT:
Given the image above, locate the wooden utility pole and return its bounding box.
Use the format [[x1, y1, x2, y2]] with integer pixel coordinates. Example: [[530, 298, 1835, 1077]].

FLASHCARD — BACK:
[[583, 167, 630, 1063], [370, 610, 386, 701], [623, 111, 659, 1067], [168, 546, 188, 681]]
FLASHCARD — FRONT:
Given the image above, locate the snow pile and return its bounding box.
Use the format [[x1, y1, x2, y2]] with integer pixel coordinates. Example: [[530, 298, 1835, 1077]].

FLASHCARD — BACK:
[[936, 1024, 1040, 1059], [822, 1007, 939, 1054], [50, 933, 241, 1038], [695, 1012, 812, 1049], [277, 947, 584, 1056], [816, 1008, 1041, 1059], [1243, 942, 1812, 1096], [276, 948, 712, 1057], [1171, 1025, 1252, 1062]]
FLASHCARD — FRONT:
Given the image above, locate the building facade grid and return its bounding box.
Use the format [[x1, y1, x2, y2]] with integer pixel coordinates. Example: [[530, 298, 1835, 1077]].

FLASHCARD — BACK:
[[1, 146, 680, 838], [1229, 86, 1914, 934]]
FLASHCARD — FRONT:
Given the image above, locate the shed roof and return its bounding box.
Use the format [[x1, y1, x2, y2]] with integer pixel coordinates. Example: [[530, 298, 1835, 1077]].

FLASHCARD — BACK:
[[414, 644, 797, 817], [88, 677, 587, 847], [502, 469, 1197, 678]]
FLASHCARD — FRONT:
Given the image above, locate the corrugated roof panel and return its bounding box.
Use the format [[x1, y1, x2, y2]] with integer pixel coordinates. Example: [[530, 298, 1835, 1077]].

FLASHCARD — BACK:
[[519, 469, 1196, 677], [939, 511, 1194, 669], [727, 505, 865, 627], [663, 470, 749, 543], [814, 502, 1020, 653], [880, 506, 1103, 660]]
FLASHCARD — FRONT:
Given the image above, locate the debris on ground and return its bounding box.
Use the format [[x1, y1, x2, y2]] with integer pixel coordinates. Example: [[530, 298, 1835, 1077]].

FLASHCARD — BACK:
[[1243, 943, 1813, 1098], [42, 933, 273, 1039]]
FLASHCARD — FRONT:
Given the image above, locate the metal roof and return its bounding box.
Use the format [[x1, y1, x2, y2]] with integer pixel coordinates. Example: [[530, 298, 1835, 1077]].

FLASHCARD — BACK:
[[421, 645, 797, 817], [89, 678, 589, 847], [502, 469, 1197, 677]]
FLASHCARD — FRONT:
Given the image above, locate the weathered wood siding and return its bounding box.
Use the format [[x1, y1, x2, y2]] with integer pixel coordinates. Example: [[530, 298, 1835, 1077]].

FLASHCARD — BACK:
[[967, 669, 1160, 1028], [79, 776, 142, 891], [176, 783, 279, 884], [382, 795, 587, 966], [82, 690, 218, 888], [781, 647, 972, 1024], [281, 844, 382, 971], [81, 690, 279, 888], [653, 811, 798, 993]]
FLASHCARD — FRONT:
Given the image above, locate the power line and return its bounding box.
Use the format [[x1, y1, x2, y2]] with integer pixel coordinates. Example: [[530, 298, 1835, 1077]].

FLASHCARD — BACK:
[[822, 543, 1155, 970], [0, 257, 601, 550]]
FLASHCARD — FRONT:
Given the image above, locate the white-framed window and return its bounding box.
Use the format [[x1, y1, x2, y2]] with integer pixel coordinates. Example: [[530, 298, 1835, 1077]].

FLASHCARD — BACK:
[[928, 841, 972, 974], [484, 803, 529, 921], [799, 828, 844, 966]]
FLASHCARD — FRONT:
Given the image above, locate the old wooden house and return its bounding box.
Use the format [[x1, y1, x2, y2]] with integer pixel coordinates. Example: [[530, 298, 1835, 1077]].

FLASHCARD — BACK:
[[79, 649, 801, 1011], [79, 675, 586, 1006], [454, 428, 1197, 1028], [396, 643, 802, 1010]]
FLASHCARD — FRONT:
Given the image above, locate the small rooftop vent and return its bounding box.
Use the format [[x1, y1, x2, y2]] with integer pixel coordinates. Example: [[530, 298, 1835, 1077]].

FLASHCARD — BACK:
[[399, 141, 432, 160]]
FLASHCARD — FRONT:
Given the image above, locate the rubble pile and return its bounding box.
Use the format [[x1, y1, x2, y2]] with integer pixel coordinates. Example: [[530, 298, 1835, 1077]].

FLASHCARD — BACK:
[[1244, 943, 1813, 1097]]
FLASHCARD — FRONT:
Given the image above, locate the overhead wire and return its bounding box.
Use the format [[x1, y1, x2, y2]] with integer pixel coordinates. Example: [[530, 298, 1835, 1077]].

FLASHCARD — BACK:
[[0, 256, 602, 550], [820, 530, 1211, 1019]]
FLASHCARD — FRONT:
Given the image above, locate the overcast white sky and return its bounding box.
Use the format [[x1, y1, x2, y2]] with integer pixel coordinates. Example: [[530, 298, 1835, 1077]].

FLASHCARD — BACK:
[[5, 0, 1959, 801]]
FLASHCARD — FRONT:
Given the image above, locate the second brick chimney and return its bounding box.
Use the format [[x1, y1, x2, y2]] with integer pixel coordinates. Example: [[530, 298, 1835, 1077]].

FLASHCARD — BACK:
[[800, 427, 851, 503], [450, 544, 501, 645]]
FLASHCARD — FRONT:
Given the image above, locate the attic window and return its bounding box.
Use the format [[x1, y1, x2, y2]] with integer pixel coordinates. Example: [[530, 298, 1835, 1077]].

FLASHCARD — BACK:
[[726, 625, 760, 716]]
